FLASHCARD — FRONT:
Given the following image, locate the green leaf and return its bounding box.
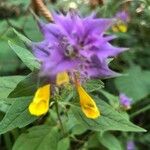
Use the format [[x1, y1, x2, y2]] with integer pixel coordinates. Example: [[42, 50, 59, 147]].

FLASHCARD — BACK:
[[9, 72, 38, 98], [13, 29, 31, 44], [57, 137, 70, 150], [87, 133, 100, 149], [13, 126, 59, 150], [0, 100, 11, 113], [98, 132, 123, 150], [0, 76, 25, 98], [0, 97, 37, 134], [99, 90, 130, 121], [63, 113, 87, 135], [84, 79, 104, 92], [7, 0, 30, 9], [99, 90, 120, 108], [71, 124, 88, 135], [139, 133, 150, 143], [71, 96, 146, 132], [23, 16, 43, 41], [59, 85, 75, 102], [8, 41, 40, 71], [0, 97, 14, 113], [0, 40, 19, 73], [115, 66, 150, 101]]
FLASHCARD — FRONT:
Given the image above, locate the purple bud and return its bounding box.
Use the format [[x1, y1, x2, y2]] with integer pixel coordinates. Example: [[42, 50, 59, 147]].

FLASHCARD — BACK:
[[127, 140, 136, 150], [115, 11, 129, 22], [119, 93, 132, 110]]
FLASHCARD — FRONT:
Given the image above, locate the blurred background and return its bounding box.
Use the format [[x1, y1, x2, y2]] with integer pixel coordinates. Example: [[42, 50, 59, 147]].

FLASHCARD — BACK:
[[0, 0, 150, 150]]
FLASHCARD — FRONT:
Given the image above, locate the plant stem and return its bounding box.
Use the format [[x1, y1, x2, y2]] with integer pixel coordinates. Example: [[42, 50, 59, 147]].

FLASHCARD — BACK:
[[3, 133, 12, 150], [131, 104, 150, 118], [54, 99, 65, 135], [11, 129, 20, 140]]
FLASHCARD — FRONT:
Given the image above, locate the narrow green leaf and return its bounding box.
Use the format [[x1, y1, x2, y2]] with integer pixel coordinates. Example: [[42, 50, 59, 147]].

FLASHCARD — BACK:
[[8, 41, 40, 71], [9, 72, 38, 98], [99, 90, 120, 108], [98, 132, 123, 150], [0, 40, 19, 73], [13, 126, 59, 150], [0, 97, 37, 134], [13, 29, 31, 44], [0, 76, 25, 98]]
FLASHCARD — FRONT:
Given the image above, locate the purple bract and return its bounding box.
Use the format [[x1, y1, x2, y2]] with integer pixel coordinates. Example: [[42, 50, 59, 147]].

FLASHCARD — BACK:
[[31, 11, 127, 80]]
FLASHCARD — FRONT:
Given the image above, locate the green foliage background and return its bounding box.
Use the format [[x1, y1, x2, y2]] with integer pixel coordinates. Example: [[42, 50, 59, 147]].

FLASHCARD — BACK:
[[0, 0, 150, 150]]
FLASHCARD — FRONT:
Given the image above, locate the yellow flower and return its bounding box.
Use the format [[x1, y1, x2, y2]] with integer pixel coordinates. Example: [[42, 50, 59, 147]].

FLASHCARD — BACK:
[[29, 84, 50, 116], [77, 84, 100, 119], [112, 22, 127, 33], [56, 71, 69, 86]]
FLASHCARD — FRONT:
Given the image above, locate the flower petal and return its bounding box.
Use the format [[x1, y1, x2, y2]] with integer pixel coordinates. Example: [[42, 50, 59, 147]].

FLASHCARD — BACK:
[[29, 84, 50, 116], [56, 71, 69, 85], [77, 84, 100, 119], [29, 100, 49, 116]]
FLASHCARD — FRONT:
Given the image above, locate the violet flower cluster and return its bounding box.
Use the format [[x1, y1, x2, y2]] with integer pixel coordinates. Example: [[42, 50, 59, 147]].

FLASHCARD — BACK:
[[31, 11, 127, 81], [28, 11, 128, 118]]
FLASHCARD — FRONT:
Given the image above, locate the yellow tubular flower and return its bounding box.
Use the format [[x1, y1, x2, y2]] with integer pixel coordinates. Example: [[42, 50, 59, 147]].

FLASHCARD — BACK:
[[56, 71, 69, 86], [29, 84, 50, 116], [112, 22, 127, 33], [77, 84, 100, 119]]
